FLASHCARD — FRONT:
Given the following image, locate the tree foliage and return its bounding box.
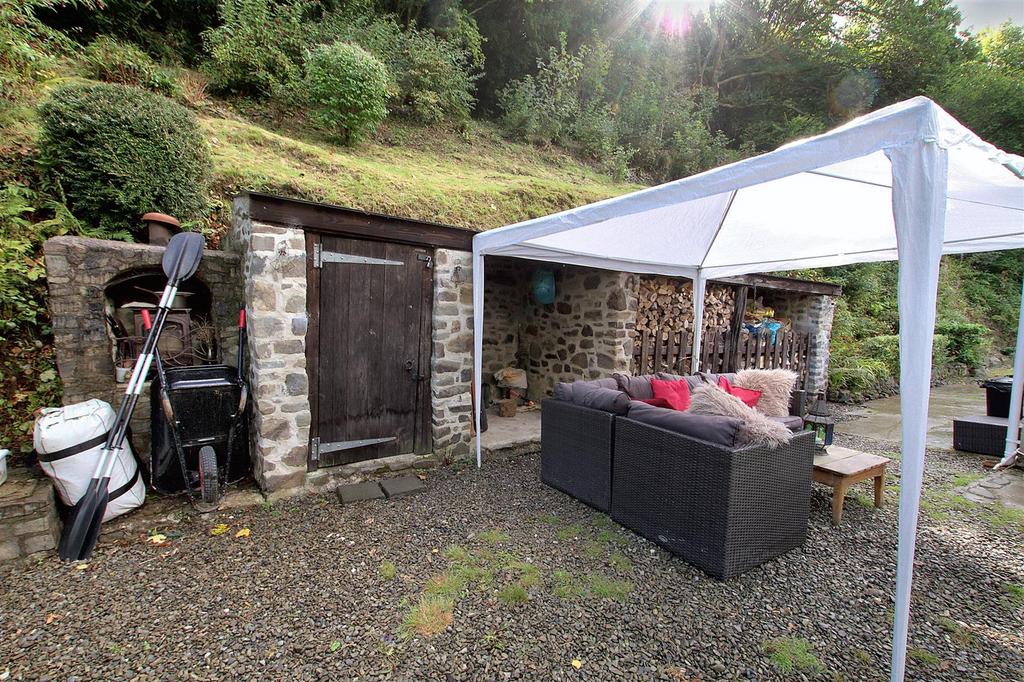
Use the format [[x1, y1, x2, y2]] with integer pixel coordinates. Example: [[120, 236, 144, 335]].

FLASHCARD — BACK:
[[304, 42, 391, 143]]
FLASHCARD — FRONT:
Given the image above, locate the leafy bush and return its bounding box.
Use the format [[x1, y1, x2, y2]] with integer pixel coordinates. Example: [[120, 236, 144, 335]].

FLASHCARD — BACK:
[[935, 321, 988, 368], [498, 34, 593, 145], [38, 82, 211, 233], [312, 13, 478, 123], [0, 0, 76, 104], [0, 184, 130, 338], [83, 35, 177, 95], [202, 0, 307, 96], [304, 42, 390, 144]]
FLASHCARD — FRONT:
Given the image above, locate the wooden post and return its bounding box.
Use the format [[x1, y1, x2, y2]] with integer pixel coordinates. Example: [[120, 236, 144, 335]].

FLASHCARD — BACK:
[[728, 286, 748, 372]]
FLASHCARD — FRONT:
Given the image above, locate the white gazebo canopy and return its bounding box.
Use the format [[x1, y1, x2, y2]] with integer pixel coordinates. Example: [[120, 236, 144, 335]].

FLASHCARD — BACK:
[[470, 97, 1024, 681]]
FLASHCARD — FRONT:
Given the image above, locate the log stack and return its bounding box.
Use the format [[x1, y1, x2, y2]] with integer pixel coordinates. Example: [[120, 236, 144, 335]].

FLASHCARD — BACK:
[[635, 277, 737, 336]]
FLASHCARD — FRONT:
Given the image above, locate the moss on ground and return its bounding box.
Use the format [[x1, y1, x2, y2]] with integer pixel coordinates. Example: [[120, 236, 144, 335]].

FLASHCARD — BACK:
[[762, 637, 824, 675]]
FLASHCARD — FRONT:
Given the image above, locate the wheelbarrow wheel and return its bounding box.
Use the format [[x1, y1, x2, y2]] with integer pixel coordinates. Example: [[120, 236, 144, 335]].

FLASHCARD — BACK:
[[197, 446, 220, 511]]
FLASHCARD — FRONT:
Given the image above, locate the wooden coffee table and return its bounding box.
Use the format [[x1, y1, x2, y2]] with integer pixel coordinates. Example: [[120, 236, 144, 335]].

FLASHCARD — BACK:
[[813, 446, 891, 525]]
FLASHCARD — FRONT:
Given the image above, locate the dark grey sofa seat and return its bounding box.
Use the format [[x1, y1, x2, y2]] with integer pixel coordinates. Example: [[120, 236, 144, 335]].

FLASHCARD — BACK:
[[611, 420, 815, 579]]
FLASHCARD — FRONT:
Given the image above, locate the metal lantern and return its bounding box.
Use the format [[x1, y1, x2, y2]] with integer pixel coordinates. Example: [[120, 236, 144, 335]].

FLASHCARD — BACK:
[[803, 393, 835, 450], [531, 268, 556, 305]]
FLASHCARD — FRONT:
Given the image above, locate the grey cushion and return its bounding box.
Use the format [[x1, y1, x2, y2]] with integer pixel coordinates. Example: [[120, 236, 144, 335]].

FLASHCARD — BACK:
[[771, 415, 805, 432], [626, 401, 742, 447], [697, 372, 737, 386], [656, 372, 703, 390], [573, 383, 630, 415], [553, 378, 618, 402], [552, 382, 573, 401], [613, 373, 655, 399]]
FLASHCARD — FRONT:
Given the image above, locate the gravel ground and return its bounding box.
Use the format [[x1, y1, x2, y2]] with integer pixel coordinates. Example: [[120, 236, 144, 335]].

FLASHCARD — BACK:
[[1, 434, 1022, 681]]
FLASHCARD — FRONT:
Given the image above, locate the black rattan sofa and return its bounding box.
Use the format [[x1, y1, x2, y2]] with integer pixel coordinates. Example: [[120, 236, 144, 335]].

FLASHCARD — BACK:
[[540, 372, 813, 579]]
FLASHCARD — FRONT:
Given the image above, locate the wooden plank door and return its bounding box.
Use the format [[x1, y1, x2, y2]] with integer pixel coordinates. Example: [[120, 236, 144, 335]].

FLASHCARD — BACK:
[[307, 235, 433, 470]]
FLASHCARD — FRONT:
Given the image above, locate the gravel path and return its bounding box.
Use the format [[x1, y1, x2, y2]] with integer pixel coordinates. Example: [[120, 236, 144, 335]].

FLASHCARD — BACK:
[[2, 434, 1021, 681]]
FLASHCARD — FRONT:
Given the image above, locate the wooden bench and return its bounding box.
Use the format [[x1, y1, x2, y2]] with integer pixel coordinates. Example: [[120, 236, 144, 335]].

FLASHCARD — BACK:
[[813, 446, 891, 525]]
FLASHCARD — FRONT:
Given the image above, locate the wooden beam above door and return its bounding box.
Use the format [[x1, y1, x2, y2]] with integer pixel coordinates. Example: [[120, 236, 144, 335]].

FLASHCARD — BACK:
[[240, 192, 475, 251]]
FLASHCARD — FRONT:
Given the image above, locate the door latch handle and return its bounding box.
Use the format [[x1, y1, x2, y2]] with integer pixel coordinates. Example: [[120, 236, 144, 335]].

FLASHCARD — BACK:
[[404, 360, 414, 371]]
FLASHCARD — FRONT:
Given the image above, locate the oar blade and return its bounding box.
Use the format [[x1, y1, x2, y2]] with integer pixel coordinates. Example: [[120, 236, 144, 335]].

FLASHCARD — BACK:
[[57, 480, 105, 561], [161, 231, 205, 282]]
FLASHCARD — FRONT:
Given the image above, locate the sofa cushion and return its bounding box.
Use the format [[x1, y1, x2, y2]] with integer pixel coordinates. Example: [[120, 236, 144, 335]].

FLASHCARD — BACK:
[[688, 384, 793, 449], [771, 415, 805, 432], [553, 378, 618, 402], [734, 369, 798, 417], [718, 376, 762, 408], [572, 383, 630, 415], [656, 372, 704, 390], [651, 378, 692, 411], [627, 400, 741, 447], [613, 373, 655, 400], [638, 397, 674, 409]]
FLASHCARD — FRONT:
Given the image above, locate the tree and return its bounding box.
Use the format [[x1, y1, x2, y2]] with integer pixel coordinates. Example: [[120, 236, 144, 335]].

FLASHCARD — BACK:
[[841, 0, 968, 105], [931, 20, 1024, 154]]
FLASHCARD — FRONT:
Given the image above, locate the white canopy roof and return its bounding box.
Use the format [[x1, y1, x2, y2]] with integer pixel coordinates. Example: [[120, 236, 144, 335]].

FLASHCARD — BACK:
[[471, 97, 1024, 682], [474, 97, 1023, 278]]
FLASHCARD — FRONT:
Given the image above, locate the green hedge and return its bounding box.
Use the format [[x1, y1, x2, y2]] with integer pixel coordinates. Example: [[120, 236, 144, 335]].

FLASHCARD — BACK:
[[38, 82, 211, 233]]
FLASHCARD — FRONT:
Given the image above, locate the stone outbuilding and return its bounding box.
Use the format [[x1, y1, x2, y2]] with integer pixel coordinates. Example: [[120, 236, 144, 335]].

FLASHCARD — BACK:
[[45, 192, 839, 498]]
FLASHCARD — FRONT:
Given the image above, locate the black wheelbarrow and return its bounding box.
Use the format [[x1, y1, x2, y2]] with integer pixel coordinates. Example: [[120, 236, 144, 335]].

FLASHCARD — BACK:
[[148, 310, 249, 511]]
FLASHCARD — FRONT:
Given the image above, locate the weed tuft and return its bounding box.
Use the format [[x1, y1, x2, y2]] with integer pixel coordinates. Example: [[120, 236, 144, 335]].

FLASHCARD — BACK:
[[379, 561, 397, 580], [401, 595, 454, 638], [763, 637, 823, 674]]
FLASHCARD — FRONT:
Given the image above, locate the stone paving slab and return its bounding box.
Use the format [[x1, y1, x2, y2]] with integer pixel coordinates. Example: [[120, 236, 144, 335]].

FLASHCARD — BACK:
[[380, 476, 425, 499], [337, 482, 385, 504], [963, 468, 1024, 507]]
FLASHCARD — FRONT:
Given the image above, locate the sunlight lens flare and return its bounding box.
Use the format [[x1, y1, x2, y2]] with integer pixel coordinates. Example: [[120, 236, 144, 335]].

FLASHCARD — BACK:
[[652, 0, 713, 38]]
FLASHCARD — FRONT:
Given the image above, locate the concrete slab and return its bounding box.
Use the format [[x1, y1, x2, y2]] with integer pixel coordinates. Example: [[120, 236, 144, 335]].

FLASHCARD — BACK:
[[837, 382, 987, 448], [479, 406, 541, 457], [379, 475, 424, 499], [337, 481, 385, 504]]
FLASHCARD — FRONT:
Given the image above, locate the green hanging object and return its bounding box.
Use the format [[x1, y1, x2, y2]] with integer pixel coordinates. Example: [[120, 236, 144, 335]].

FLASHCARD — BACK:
[[531, 268, 555, 305]]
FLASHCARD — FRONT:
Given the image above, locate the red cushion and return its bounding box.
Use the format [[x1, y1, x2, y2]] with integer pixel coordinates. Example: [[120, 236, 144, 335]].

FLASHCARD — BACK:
[[650, 379, 692, 411], [718, 376, 761, 408], [638, 397, 674, 409]]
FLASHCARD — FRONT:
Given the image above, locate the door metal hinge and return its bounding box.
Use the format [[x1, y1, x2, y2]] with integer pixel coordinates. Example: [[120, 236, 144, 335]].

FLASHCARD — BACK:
[[310, 435, 397, 462], [312, 243, 405, 269], [417, 254, 433, 269]]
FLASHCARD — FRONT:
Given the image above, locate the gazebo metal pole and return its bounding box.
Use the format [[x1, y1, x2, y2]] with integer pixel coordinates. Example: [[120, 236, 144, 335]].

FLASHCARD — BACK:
[[996, 275, 1024, 469], [691, 272, 705, 373], [472, 248, 485, 468], [887, 140, 948, 682]]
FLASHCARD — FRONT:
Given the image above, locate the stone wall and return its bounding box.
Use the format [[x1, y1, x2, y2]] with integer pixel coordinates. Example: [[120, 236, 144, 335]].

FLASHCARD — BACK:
[[230, 198, 311, 493], [0, 468, 60, 562], [520, 265, 639, 400], [431, 249, 474, 461], [482, 258, 525, 379], [44, 236, 242, 458], [760, 290, 836, 394]]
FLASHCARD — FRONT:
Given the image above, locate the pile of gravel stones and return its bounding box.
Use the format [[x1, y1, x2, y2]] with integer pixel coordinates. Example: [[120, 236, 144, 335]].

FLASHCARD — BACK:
[[1, 433, 1020, 681]]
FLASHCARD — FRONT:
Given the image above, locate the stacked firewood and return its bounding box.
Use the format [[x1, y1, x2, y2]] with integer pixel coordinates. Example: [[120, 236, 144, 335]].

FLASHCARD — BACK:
[[635, 277, 736, 335]]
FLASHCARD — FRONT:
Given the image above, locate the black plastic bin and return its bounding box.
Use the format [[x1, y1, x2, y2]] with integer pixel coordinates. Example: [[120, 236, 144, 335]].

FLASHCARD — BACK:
[[982, 377, 1020, 419], [150, 365, 250, 494]]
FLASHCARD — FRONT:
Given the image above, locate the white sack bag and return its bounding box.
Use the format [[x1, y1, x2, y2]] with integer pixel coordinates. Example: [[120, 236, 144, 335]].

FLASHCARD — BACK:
[[34, 399, 145, 522]]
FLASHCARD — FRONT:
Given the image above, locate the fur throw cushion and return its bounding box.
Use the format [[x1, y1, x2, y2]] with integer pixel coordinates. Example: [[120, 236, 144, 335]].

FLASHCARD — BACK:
[[733, 369, 798, 417], [688, 384, 793, 449]]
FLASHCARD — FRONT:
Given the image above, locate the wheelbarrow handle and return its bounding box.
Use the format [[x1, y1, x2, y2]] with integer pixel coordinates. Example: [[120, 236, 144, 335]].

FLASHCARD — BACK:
[[141, 310, 174, 421]]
